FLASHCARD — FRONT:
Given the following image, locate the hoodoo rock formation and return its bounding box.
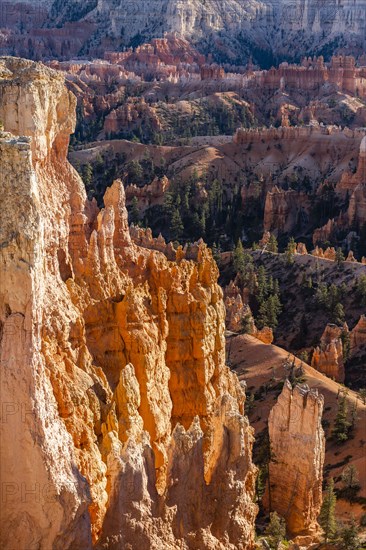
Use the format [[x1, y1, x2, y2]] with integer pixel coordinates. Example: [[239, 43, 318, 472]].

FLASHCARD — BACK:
[[0, 57, 257, 549], [311, 324, 346, 383], [266, 381, 325, 542]]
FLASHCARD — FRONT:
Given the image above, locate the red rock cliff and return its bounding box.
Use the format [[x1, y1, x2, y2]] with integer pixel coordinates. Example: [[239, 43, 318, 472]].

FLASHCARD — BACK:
[[265, 381, 325, 543], [0, 57, 257, 550]]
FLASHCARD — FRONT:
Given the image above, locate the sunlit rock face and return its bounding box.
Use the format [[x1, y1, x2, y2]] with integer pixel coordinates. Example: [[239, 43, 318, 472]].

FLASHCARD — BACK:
[[265, 381, 325, 542], [0, 56, 258, 550], [311, 324, 346, 383], [1, 1, 365, 60]]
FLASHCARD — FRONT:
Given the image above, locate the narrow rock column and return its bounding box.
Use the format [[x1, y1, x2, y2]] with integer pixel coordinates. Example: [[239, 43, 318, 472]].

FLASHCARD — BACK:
[[265, 381, 325, 542]]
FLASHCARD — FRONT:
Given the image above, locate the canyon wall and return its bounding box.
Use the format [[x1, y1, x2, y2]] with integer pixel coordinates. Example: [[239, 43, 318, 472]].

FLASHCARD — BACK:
[[0, 57, 258, 549], [266, 381, 325, 542], [1, 0, 365, 60]]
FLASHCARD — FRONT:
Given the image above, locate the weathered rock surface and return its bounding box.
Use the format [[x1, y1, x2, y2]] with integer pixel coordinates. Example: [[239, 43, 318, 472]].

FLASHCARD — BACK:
[[1, 1, 366, 61], [263, 186, 309, 235], [0, 57, 258, 550], [223, 282, 273, 344], [265, 381, 325, 540], [311, 324, 346, 383]]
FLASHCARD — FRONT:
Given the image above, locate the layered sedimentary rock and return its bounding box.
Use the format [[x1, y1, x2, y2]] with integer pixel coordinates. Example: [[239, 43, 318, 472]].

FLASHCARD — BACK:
[[263, 186, 309, 234], [315, 134, 366, 245], [265, 381, 325, 541], [1, 1, 366, 61], [125, 176, 170, 213], [311, 324, 346, 383], [0, 57, 257, 550]]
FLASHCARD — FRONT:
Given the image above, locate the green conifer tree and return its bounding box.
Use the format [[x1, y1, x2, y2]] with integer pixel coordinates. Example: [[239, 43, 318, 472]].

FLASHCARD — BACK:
[[332, 392, 351, 443], [338, 517, 361, 550], [265, 512, 287, 549], [318, 478, 337, 543], [267, 234, 278, 253]]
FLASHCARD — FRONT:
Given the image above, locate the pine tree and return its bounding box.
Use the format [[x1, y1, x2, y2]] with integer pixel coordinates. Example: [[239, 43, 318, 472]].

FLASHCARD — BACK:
[[257, 266, 268, 304], [338, 518, 361, 550], [267, 234, 278, 253], [233, 240, 245, 274], [129, 196, 140, 225], [81, 162, 93, 188], [170, 208, 184, 241], [341, 328, 351, 362], [332, 392, 351, 443], [333, 302, 345, 325], [356, 275, 366, 307], [265, 512, 287, 549], [127, 159, 143, 184], [336, 247, 345, 267], [319, 478, 337, 543], [240, 313, 254, 334], [285, 237, 296, 264], [349, 401, 358, 434], [341, 465, 360, 502]]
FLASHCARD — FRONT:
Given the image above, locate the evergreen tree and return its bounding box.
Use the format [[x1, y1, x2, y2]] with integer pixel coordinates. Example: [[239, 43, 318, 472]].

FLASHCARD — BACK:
[[356, 275, 366, 307], [341, 465, 361, 502], [233, 240, 245, 274], [170, 208, 184, 241], [244, 392, 255, 414], [336, 247, 345, 267], [349, 401, 358, 434], [126, 159, 144, 184], [319, 478, 337, 543], [333, 302, 345, 325], [265, 512, 287, 549], [337, 518, 361, 550], [267, 234, 278, 253], [257, 266, 268, 303], [341, 328, 351, 362], [233, 241, 256, 289], [129, 196, 140, 225], [285, 237, 296, 264], [332, 392, 351, 443], [211, 243, 221, 266], [81, 162, 93, 188], [240, 313, 254, 335]]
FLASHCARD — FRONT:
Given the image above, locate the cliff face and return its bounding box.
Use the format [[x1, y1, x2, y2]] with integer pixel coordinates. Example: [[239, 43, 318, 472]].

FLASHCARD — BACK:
[[0, 57, 257, 549], [311, 324, 346, 383], [263, 186, 309, 235], [266, 381, 325, 542], [1, 0, 365, 60]]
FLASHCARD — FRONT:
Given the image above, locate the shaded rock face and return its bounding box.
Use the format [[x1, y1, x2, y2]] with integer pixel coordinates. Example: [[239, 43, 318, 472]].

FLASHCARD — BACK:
[[263, 186, 309, 235], [265, 381, 325, 540], [311, 324, 345, 383], [0, 57, 257, 550]]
